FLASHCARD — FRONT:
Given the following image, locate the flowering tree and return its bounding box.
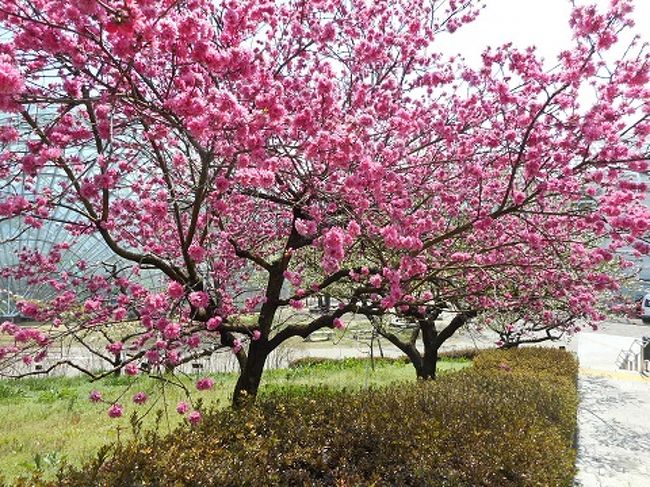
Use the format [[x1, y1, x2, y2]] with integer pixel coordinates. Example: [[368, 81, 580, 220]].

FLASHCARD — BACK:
[[0, 0, 648, 408]]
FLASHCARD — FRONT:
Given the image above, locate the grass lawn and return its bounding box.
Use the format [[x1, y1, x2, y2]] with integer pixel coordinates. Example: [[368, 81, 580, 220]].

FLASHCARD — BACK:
[[0, 358, 469, 482]]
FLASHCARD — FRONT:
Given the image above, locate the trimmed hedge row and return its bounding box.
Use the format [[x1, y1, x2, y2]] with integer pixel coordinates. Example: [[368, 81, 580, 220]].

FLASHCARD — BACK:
[[28, 348, 578, 487], [473, 347, 579, 381]]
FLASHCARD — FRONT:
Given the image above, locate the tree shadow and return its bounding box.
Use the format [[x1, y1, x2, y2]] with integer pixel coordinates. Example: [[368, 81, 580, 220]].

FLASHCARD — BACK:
[[575, 376, 650, 485]]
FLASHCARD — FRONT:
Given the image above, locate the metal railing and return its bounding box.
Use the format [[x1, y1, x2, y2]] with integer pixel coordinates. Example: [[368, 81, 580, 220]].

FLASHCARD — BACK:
[[616, 338, 650, 374]]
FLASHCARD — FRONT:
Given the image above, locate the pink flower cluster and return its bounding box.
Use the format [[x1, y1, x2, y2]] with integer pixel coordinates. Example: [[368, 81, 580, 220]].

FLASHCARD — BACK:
[[321, 227, 353, 273], [132, 392, 148, 405], [107, 403, 123, 418], [0, 55, 24, 111], [188, 291, 209, 308], [196, 377, 215, 391], [176, 401, 201, 425]]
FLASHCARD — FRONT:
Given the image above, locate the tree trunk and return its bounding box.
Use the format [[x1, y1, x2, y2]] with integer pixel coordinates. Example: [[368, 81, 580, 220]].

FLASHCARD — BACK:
[[377, 310, 472, 381], [232, 341, 269, 408], [231, 259, 284, 408], [417, 318, 439, 380], [418, 343, 438, 380], [112, 354, 123, 376]]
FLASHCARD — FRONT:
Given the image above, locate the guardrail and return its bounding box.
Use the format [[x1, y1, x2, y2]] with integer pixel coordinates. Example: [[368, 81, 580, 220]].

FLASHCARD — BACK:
[[616, 337, 650, 374]]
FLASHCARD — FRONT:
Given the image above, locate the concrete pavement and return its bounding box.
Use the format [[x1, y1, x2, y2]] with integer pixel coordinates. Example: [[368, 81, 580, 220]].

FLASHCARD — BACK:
[[573, 322, 650, 487]]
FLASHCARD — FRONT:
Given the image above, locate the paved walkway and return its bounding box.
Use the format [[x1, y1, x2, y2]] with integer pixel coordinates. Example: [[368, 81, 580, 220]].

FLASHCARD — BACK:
[[573, 326, 650, 487]]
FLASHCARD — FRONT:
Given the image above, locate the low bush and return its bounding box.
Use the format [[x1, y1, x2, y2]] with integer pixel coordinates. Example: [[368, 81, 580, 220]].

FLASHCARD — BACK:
[[288, 355, 409, 369], [438, 347, 483, 360], [472, 347, 579, 443], [473, 347, 579, 381], [287, 347, 478, 369], [28, 348, 577, 487]]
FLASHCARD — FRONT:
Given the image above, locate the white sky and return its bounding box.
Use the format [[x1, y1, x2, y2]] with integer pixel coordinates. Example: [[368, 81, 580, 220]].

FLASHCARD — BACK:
[[442, 0, 650, 67], [438, 0, 650, 282]]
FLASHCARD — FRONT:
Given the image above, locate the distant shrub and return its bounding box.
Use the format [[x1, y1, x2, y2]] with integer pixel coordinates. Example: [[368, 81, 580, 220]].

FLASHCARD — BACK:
[[287, 348, 477, 370], [287, 356, 409, 369], [30, 348, 577, 487], [438, 347, 482, 360]]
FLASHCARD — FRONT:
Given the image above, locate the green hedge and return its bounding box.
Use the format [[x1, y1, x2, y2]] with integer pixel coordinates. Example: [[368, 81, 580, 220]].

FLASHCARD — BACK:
[[26, 348, 578, 487], [287, 347, 479, 369], [473, 347, 579, 381]]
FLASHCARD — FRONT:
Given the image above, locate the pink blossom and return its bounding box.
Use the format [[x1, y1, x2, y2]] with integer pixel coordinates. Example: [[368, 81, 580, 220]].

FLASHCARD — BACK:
[[289, 299, 305, 310], [295, 219, 317, 237], [512, 191, 526, 205], [188, 291, 209, 308], [187, 333, 201, 348], [236, 168, 275, 188], [176, 401, 189, 414], [16, 301, 38, 318], [450, 252, 472, 262], [188, 243, 206, 262], [187, 410, 202, 425], [333, 318, 345, 329], [322, 227, 350, 273], [196, 377, 215, 391], [252, 330, 261, 341], [347, 220, 361, 238], [106, 342, 123, 356], [132, 392, 148, 405], [163, 322, 181, 340], [113, 307, 128, 320], [0, 194, 29, 217], [145, 349, 160, 364], [107, 403, 123, 418], [89, 390, 102, 403], [124, 363, 139, 376], [168, 281, 185, 299], [143, 293, 169, 314], [166, 349, 180, 366], [0, 56, 24, 108], [206, 316, 222, 330], [283, 270, 302, 286]]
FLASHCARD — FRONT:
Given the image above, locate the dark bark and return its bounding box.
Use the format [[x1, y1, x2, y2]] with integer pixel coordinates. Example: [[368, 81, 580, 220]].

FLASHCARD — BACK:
[[376, 310, 476, 380], [415, 347, 439, 379], [380, 328, 423, 376], [232, 341, 269, 409], [417, 318, 439, 380], [112, 356, 123, 376], [231, 256, 285, 408]]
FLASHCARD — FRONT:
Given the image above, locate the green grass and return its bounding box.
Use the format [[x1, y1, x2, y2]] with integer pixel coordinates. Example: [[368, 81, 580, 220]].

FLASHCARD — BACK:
[[0, 358, 468, 482]]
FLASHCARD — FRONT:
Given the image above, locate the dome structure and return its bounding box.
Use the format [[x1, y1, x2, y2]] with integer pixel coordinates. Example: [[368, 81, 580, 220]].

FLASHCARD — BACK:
[[0, 170, 159, 321]]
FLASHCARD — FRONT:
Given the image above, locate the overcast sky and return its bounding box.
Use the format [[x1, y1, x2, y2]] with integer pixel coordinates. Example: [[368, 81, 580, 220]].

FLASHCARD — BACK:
[[441, 0, 650, 67]]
